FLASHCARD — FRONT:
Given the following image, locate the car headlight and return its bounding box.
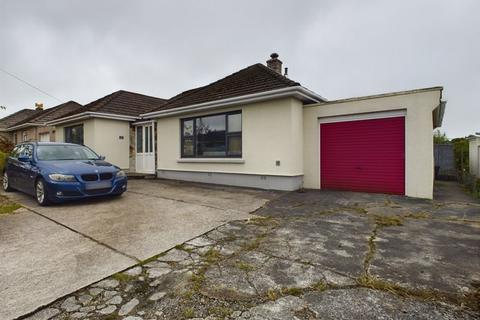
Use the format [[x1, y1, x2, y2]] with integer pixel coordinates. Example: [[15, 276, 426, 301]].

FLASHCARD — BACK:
[[49, 173, 77, 182], [116, 170, 126, 177]]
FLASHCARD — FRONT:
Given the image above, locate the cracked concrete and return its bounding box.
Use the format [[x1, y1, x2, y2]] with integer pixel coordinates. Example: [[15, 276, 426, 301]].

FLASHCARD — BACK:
[[18, 182, 480, 319], [0, 179, 276, 320]]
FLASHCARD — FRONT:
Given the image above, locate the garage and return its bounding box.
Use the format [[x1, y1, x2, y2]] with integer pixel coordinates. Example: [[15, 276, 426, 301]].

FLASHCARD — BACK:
[[320, 116, 405, 195]]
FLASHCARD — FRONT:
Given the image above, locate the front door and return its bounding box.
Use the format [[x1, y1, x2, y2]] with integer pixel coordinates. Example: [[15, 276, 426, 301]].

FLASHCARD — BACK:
[[135, 123, 155, 173]]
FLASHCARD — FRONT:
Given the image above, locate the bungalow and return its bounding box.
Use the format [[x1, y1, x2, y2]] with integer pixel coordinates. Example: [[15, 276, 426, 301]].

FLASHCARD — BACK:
[[48, 90, 166, 170], [0, 108, 41, 143], [46, 54, 445, 199], [2, 101, 82, 143]]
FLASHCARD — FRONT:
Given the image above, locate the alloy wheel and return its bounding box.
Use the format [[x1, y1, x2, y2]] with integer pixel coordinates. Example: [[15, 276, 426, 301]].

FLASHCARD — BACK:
[[36, 180, 45, 204], [3, 172, 8, 191]]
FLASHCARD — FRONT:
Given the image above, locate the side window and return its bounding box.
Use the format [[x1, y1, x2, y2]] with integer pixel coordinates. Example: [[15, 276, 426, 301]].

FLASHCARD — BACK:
[[22, 145, 33, 159], [10, 146, 21, 159], [15, 144, 33, 159]]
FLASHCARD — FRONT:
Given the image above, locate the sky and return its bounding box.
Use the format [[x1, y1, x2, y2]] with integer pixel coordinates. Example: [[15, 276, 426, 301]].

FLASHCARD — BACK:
[[0, 0, 478, 138]]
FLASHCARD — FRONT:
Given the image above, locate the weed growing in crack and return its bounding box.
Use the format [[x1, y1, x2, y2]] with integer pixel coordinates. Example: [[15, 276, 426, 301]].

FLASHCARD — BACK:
[[202, 248, 222, 264], [374, 215, 404, 227], [312, 280, 329, 291], [183, 307, 195, 318], [248, 216, 279, 227], [236, 261, 255, 272], [266, 288, 279, 300], [363, 227, 378, 276], [281, 287, 303, 296], [111, 272, 134, 282], [139, 251, 166, 266], [175, 243, 194, 253], [357, 275, 479, 311], [352, 206, 368, 214], [182, 289, 194, 300], [208, 306, 233, 317], [190, 269, 206, 292]]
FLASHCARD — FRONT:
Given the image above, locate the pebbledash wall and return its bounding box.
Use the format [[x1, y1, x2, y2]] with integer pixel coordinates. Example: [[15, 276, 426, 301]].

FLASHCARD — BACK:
[[155, 97, 304, 190], [56, 118, 130, 169], [303, 88, 442, 199]]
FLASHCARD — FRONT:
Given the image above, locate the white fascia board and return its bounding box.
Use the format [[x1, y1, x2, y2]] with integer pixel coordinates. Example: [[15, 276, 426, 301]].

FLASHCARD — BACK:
[[142, 86, 326, 119], [132, 120, 155, 126], [5, 123, 44, 131], [47, 112, 139, 125]]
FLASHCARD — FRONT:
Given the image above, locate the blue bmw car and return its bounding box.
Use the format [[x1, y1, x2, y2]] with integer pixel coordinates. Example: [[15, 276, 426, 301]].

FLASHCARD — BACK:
[[3, 142, 127, 205]]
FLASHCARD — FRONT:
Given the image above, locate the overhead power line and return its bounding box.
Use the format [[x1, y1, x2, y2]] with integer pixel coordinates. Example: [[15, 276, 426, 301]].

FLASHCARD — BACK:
[[0, 67, 63, 103]]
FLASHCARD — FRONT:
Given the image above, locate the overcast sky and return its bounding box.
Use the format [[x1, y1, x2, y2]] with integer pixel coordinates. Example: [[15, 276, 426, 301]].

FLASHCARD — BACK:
[[0, 0, 478, 137]]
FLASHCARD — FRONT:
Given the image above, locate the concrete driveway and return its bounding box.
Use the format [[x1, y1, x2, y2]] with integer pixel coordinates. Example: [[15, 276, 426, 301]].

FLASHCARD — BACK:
[[0, 179, 277, 320], [24, 181, 480, 320]]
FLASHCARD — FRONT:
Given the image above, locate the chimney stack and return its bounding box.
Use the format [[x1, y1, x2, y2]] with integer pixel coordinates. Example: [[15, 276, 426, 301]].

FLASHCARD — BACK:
[[266, 53, 282, 74], [35, 102, 43, 110]]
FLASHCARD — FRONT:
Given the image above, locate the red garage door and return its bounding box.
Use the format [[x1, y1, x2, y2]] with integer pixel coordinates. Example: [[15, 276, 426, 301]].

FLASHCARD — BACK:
[[320, 116, 405, 195]]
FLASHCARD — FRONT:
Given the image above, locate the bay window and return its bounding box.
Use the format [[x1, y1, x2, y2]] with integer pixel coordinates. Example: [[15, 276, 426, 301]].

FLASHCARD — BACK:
[[181, 111, 242, 158]]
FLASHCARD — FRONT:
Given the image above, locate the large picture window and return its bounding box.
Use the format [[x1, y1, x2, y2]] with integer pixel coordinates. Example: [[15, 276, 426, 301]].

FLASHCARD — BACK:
[[64, 124, 84, 145], [181, 111, 242, 158]]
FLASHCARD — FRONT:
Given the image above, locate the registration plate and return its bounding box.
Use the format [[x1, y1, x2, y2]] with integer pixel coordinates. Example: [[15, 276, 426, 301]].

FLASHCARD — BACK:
[[85, 181, 112, 190]]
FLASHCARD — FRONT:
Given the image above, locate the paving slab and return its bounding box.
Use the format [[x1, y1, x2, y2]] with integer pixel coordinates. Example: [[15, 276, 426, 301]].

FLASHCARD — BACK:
[[0, 208, 134, 320]]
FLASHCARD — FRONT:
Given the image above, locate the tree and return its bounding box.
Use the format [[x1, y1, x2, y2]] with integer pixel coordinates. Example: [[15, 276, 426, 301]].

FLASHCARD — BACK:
[[451, 137, 469, 172], [433, 130, 449, 144]]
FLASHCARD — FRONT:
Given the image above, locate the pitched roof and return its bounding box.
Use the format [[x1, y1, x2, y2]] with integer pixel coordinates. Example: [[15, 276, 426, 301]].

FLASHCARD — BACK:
[[61, 90, 167, 119], [150, 63, 301, 112], [0, 109, 41, 129], [14, 101, 82, 126]]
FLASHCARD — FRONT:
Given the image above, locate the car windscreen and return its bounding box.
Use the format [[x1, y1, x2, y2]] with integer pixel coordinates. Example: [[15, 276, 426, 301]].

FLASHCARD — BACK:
[[36, 145, 100, 161]]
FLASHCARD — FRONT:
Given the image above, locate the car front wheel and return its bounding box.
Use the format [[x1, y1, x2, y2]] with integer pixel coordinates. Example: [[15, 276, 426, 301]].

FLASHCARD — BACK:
[[3, 171, 13, 192], [35, 179, 50, 206]]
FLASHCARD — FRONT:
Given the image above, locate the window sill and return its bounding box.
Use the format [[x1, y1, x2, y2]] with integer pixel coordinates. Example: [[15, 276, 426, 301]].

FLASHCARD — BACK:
[[177, 158, 245, 164]]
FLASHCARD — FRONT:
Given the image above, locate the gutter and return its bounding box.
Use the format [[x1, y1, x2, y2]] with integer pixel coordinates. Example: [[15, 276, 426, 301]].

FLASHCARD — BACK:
[[47, 112, 139, 126], [433, 100, 447, 129], [304, 86, 444, 107], [141, 86, 326, 118], [4, 122, 44, 132]]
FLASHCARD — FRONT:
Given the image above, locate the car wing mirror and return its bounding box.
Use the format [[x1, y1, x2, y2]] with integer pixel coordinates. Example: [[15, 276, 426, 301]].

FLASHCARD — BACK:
[[99, 155, 106, 160]]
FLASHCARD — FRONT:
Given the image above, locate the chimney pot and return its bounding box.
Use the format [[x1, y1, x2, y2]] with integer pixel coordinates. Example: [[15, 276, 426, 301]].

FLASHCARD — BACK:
[[266, 53, 283, 74], [35, 102, 43, 110]]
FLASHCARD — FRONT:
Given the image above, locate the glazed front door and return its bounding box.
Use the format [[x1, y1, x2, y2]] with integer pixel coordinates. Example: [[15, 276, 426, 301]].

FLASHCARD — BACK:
[[135, 123, 155, 173]]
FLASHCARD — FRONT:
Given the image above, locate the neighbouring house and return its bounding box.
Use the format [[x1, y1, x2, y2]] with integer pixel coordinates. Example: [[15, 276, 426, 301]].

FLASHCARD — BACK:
[[0, 108, 41, 144], [1, 101, 82, 144], [41, 53, 445, 198], [48, 90, 166, 170], [468, 133, 480, 177]]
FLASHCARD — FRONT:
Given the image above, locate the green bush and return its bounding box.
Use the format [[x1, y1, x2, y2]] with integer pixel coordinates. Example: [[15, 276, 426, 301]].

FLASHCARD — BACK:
[[463, 172, 480, 198], [0, 151, 8, 172]]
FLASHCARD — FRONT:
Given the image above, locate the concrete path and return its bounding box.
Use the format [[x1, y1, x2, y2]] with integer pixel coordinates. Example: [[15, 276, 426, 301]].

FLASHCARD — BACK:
[[0, 179, 276, 320]]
